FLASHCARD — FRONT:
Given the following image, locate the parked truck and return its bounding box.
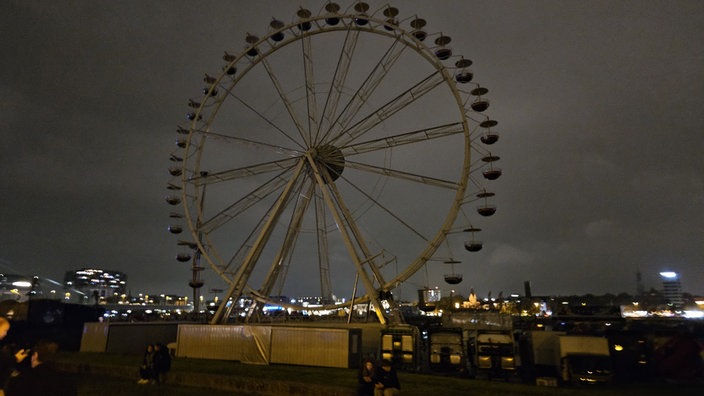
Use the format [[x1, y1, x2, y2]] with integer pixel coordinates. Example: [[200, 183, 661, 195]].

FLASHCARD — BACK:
[[427, 327, 467, 375], [468, 329, 518, 379], [380, 324, 423, 372], [520, 331, 613, 385]]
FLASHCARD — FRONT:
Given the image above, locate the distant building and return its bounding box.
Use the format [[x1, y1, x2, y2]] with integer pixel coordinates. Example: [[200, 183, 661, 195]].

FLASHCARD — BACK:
[[64, 268, 127, 303], [0, 273, 34, 301], [0, 274, 65, 302], [660, 271, 683, 307]]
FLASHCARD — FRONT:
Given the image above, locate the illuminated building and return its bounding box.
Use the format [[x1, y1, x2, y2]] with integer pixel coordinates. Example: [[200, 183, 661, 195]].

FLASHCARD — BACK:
[[64, 268, 127, 303], [659, 271, 683, 307]]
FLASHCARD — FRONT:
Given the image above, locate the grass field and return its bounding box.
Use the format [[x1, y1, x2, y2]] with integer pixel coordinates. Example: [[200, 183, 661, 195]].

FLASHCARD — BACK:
[[61, 352, 702, 396]]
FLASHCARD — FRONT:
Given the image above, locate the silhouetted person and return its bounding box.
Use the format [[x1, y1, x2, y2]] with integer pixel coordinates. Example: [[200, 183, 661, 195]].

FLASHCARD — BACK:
[[137, 344, 155, 384], [357, 358, 376, 396], [153, 342, 171, 384], [4, 339, 76, 396], [0, 317, 29, 396], [373, 359, 400, 396]]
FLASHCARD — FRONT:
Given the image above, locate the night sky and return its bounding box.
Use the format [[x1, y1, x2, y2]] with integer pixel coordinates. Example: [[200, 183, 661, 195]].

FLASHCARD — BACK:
[[2, 1, 703, 301]]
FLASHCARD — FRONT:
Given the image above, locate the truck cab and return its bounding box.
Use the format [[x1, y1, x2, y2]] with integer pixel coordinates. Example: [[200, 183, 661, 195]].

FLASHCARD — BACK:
[[471, 330, 517, 379], [427, 327, 467, 374], [520, 331, 613, 386], [559, 336, 613, 385]]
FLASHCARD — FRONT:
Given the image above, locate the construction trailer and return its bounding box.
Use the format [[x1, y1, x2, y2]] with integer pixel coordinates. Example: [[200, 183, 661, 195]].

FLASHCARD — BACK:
[[176, 324, 362, 368], [519, 331, 613, 385]]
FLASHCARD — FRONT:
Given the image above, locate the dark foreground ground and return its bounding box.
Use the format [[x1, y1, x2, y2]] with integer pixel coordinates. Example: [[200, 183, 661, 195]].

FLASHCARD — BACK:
[[58, 352, 703, 396]]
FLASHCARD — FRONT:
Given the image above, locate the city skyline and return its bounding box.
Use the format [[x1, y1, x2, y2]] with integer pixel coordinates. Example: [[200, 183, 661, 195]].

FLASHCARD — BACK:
[[2, 1, 703, 299], [2, 266, 699, 307]]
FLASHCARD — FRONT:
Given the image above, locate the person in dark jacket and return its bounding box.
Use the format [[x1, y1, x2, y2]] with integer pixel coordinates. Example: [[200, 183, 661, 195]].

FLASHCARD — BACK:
[[357, 358, 377, 396], [4, 339, 76, 396], [152, 342, 171, 384], [373, 359, 400, 396], [137, 344, 155, 384], [0, 317, 29, 394]]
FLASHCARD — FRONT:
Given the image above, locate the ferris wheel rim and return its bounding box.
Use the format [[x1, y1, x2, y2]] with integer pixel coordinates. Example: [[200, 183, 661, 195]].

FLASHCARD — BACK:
[[169, 3, 499, 316]]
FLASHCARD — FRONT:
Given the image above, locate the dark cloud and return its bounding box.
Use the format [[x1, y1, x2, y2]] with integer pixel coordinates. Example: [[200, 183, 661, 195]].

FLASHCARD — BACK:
[[1, 0, 702, 300]]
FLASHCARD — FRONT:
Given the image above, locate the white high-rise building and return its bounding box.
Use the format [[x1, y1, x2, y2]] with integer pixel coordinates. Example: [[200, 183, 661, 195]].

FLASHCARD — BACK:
[[659, 271, 683, 306]]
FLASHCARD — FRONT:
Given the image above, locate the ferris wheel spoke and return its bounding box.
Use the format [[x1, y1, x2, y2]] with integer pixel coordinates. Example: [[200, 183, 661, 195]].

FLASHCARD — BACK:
[[190, 127, 303, 156], [221, 87, 306, 150], [220, 210, 271, 276], [300, 34, 319, 147], [333, 71, 446, 147], [190, 157, 300, 186], [259, 57, 311, 146], [337, 172, 430, 243], [341, 121, 465, 156], [320, 37, 407, 143], [344, 160, 460, 190], [199, 167, 295, 234], [315, 28, 361, 145]]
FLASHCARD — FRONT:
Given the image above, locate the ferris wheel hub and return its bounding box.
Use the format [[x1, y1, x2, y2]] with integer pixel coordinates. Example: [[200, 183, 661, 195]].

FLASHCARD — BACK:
[[309, 144, 345, 183]]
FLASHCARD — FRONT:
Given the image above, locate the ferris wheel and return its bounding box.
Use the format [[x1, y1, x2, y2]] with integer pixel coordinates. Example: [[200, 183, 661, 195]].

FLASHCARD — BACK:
[[166, 1, 502, 325]]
